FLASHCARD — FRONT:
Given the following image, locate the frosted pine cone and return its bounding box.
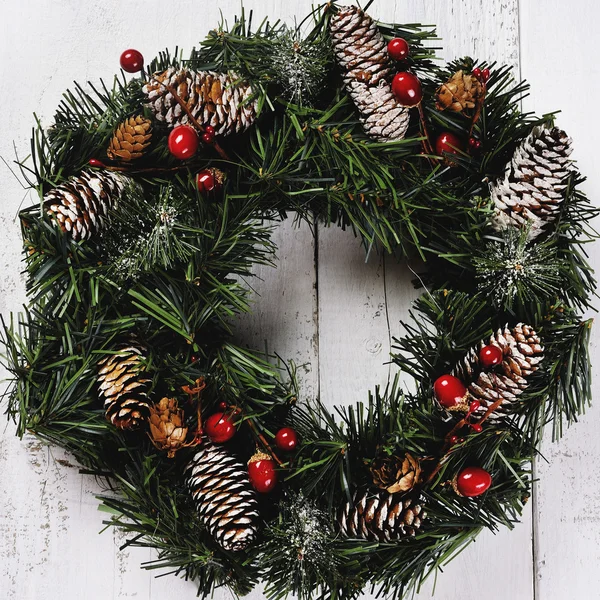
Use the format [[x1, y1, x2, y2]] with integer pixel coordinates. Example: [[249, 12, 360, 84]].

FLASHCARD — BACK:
[[452, 323, 544, 418], [97, 343, 151, 430], [330, 5, 410, 142], [44, 170, 127, 241], [339, 491, 426, 541], [143, 68, 257, 136], [186, 442, 259, 552], [490, 125, 573, 239]]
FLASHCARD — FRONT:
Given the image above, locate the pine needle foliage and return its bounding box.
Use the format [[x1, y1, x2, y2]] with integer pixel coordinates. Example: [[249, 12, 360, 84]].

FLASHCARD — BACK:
[[0, 2, 596, 600]]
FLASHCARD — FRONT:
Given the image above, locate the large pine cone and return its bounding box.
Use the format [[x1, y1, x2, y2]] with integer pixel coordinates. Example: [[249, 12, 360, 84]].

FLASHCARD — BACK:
[[330, 6, 410, 142], [490, 125, 573, 239], [97, 344, 151, 429], [44, 170, 127, 241], [186, 442, 259, 552], [370, 452, 421, 494], [143, 68, 257, 136], [107, 115, 152, 161], [339, 491, 426, 541], [451, 324, 544, 418], [436, 70, 483, 113]]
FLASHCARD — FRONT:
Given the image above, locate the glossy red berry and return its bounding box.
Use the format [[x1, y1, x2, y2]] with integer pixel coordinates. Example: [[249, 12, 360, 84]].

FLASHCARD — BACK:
[[456, 466, 492, 497], [275, 427, 298, 451], [391, 72, 423, 107], [120, 49, 144, 73], [202, 130, 215, 145], [433, 375, 467, 409], [168, 126, 199, 160], [479, 344, 503, 368], [472, 67, 482, 79], [471, 423, 483, 433], [387, 38, 410, 61], [196, 168, 223, 194], [469, 400, 481, 413], [205, 412, 236, 443], [435, 132, 464, 156], [248, 452, 277, 493], [88, 158, 105, 168], [448, 435, 459, 445], [482, 68, 490, 82]]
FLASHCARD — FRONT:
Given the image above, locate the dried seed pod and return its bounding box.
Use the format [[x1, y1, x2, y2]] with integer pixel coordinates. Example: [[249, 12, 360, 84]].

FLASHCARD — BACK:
[[436, 70, 483, 113], [107, 115, 153, 161]]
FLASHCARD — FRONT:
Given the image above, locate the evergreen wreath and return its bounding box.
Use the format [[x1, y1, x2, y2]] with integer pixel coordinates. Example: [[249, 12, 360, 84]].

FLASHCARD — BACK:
[[1, 3, 597, 599]]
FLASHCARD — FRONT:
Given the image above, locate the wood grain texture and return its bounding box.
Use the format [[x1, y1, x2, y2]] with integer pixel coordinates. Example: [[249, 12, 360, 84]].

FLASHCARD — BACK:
[[520, 2, 600, 599], [0, 0, 594, 599]]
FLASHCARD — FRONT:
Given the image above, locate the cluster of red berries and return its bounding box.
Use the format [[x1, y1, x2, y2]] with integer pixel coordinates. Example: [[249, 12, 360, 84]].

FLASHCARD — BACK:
[[434, 344, 503, 497]]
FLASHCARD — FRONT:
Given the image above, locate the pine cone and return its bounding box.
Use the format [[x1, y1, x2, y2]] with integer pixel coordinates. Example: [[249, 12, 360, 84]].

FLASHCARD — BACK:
[[44, 170, 127, 241], [186, 442, 259, 552], [435, 70, 483, 113], [452, 323, 544, 418], [490, 125, 573, 239], [148, 397, 190, 458], [107, 115, 152, 161], [143, 68, 257, 136], [330, 6, 410, 142], [339, 491, 426, 541], [97, 344, 151, 430], [370, 452, 421, 494]]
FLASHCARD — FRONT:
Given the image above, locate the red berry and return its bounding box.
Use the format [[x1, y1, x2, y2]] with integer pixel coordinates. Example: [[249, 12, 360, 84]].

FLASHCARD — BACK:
[[469, 400, 481, 413], [482, 68, 490, 82], [218, 401, 228, 410], [275, 427, 298, 451], [433, 375, 467, 409], [168, 126, 199, 160], [468, 137, 478, 148], [387, 38, 410, 61], [202, 131, 215, 145], [248, 452, 277, 493], [456, 466, 492, 497], [120, 49, 144, 73], [205, 412, 236, 443], [391, 72, 423, 107], [479, 344, 503, 368], [88, 158, 105, 168], [472, 67, 482, 79], [449, 435, 459, 445], [204, 125, 215, 136], [196, 168, 223, 194], [435, 132, 464, 156], [471, 423, 483, 433]]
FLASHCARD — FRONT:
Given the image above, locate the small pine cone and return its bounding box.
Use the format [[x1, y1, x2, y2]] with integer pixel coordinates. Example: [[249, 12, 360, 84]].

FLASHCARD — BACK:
[[143, 68, 257, 136], [330, 6, 410, 142], [339, 491, 426, 541], [97, 344, 151, 430], [436, 70, 483, 113], [107, 115, 152, 161], [186, 442, 259, 552], [452, 324, 544, 418], [148, 397, 189, 458], [370, 452, 422, 494], [490, 125, 573, 239], [44, 170, 127, 242]]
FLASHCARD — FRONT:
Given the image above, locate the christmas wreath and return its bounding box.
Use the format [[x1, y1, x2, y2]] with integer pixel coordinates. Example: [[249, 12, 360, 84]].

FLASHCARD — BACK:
[[1, 3, 596, 599]]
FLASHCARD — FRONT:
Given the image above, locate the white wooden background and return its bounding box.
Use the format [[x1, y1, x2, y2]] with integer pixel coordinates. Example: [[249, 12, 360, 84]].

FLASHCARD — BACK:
[[0, 1, 598, 598]]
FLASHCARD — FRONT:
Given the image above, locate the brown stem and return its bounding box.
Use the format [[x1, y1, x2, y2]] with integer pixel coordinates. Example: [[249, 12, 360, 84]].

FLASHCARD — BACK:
[[182, 377, 206, 435], [165, 85, 231, 161], [245, 417, 284, 466], [417, 102, 435, 157], [468, 80, 487, 138]]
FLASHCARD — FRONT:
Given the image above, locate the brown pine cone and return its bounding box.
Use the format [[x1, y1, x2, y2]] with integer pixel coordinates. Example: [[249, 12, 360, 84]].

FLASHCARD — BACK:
[[370, 452, 421, 494], [329, 5, 410, 142], [148, 397, 190, 458], [143, 68, 257, 136], [452, 323, 544, 418], [436, 70, 483, 113], [107, 115, 152, 161], [339, 491, 426, 541]]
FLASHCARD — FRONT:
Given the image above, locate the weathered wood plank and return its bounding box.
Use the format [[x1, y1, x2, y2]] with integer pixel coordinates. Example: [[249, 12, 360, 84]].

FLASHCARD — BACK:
[[520, 2, 600, 598]]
